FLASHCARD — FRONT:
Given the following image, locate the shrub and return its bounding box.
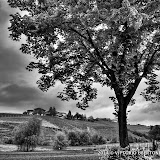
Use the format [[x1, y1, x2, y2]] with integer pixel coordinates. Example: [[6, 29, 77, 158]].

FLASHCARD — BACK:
[[128, 135, 134, 143], [68, 129, 81, 146], [53, 131, 69, 150], [3, 137, 13, 144], [67, 128, 106, 146], [79, 131, 91, 146], [97, 135, 106, 144], [87, 116, 94, 122], [13, 116, 41, 151], [91, 134, 106, 145]]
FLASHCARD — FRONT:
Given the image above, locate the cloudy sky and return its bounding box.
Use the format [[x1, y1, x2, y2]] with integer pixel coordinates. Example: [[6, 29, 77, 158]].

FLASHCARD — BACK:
[[0, 0, 160, 126]]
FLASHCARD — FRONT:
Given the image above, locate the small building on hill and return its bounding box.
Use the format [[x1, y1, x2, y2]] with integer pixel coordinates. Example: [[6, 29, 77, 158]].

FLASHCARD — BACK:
[[26, 110, 34, 115]]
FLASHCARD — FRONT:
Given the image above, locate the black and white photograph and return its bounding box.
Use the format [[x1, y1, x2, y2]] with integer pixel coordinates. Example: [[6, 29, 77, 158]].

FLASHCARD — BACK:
[[0, 0, 160, 159]]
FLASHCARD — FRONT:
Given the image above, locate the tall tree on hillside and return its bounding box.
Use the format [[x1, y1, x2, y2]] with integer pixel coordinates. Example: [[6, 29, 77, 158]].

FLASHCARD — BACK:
[[48, 107, 56, 116], [66, 110, 72, 120], [8, 0, 160, 147]]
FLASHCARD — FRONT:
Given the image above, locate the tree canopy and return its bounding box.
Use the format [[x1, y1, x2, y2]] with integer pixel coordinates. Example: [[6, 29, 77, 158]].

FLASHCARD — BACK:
[[8, 0, 160, 147], [8, 0, 160, 108]]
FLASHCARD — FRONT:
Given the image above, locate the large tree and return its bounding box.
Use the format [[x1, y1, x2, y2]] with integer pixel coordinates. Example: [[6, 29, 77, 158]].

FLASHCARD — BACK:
[[8, 0, 160, 147]]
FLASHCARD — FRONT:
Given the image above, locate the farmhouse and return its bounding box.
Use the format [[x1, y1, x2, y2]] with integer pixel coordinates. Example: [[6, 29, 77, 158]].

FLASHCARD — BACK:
[[26, 110, 34, 115]]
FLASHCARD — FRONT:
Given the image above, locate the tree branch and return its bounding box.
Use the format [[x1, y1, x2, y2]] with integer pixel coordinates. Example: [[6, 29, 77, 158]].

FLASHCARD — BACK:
[[80, 39, 112, 80], [86, 30, 112, 72], [142, 48, 159, 77], [125, 78, 142, 107], [70, 27, 88, 40], [125, 48, 159, 106]]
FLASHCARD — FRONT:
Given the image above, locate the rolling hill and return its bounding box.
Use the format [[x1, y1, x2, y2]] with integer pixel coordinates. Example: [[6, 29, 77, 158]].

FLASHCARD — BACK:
[[0, 115, 151, 145]]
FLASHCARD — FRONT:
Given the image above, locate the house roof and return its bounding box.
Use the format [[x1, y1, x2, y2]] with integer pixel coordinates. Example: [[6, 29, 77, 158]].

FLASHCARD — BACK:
[[27, 110, 33, 112]]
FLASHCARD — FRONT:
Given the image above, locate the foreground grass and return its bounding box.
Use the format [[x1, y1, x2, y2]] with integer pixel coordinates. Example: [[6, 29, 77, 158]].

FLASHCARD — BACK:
[[0, 151, 99, 160]]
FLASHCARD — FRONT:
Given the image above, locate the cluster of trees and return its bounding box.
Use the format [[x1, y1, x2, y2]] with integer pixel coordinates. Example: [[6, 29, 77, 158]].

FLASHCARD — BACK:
[[53, 128, 106, 150], [66, 110, 86, 120], [47, 107, 57, 116], [67, 128, 106, 146], [66, 110, 96, 122], [66, 110, 112, 122], [12, 116, 106, 151]]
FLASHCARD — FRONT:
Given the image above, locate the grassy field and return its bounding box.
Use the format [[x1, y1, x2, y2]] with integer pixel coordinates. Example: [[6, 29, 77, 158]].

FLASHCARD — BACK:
[[0, 143, 159, 160], [0, 151, 99, 160]]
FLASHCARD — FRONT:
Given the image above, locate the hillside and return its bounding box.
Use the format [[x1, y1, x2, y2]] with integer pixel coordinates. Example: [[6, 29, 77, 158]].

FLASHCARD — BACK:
[[0, 115, 151, 145]]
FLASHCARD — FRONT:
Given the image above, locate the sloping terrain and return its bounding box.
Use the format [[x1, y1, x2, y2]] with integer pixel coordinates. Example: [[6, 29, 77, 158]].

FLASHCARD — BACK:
[[42, 116, 150, 142], [0, 115, 151, 144], [0, 116, 58, 144]]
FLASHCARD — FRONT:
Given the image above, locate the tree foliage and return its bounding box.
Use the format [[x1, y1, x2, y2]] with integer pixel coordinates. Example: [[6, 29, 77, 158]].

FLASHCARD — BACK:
[[67, 128, 106, 146], [66, 110, 72, 120], [13, 117, 41, 151], [48, 106, 57, 116], [8, 0, 160, 108]]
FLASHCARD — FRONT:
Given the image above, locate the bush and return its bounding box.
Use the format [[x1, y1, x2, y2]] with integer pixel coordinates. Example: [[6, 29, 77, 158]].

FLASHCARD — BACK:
[[53, 131, 69, 150], [79, 131, 92, 146], [97, 135, 106, 144], [3, 137, 13, 144], [13, 116, 41, 151], [91, 134, 106, 145], [68, 129, 81, 146], [128, 135, 134, 143], [67, 128, 106, 146]]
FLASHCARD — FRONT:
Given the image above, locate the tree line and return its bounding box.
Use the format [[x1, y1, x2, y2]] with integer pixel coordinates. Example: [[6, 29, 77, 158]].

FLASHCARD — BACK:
[[23, 107, 112, 122]]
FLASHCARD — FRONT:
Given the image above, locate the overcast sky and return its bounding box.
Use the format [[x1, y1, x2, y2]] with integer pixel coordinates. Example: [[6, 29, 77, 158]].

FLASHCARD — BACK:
[[0, 0, 160, 126]]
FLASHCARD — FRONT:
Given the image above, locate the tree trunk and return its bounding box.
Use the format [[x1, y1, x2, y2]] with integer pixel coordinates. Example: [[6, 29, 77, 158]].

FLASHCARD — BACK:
[[118, 101, 129, 148]]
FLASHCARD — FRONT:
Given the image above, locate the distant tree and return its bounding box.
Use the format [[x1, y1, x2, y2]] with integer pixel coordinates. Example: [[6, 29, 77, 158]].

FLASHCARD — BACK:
[[88, 116, 94, 122], [8, 0, 160, 148], [73, 112, 83, 120], [48, 107, 56, 116], [80, 114, 86, 121], [66, 110, 72, 120], [13, 117, 41, 151], [73, 112, 78, 120]]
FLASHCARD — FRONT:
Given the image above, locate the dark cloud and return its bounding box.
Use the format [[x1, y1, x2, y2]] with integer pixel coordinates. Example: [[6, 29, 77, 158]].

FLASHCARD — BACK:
[[0, 83, 42, 105]]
